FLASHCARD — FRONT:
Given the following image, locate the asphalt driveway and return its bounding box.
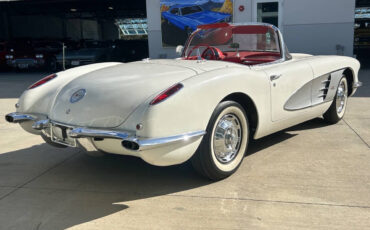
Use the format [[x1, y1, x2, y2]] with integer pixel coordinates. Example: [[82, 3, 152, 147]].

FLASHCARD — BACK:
[[0, 69, 369, 229]]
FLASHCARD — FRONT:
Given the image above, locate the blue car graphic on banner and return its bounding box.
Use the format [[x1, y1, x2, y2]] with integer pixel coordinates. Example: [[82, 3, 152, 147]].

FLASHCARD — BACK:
[[162, 4, 231, 34], [161, 0, 233, 47]]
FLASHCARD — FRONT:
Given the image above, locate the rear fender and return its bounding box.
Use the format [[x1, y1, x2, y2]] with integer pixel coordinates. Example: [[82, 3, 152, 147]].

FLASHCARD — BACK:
[[126, 67, 270, 139]]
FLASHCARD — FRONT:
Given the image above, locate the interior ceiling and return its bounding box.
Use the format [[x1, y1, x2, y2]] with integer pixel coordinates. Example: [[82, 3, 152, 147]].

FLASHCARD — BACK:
[[0, 0, 147, 17]]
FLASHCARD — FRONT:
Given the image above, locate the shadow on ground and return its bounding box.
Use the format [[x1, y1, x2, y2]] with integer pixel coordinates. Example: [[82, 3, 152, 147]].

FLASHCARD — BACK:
[[0, 117, 330, 229], [0, 71, 47, 98]]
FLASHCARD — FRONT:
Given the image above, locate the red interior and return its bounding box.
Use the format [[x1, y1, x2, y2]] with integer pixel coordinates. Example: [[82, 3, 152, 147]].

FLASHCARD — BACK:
[[185, 50, 280, 65], [222, 51, 280, 65]]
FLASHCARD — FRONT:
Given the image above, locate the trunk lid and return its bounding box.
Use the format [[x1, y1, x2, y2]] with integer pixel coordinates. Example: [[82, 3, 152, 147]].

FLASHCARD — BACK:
[[49, 59, 240, 128], [49, 61, 199, 128]]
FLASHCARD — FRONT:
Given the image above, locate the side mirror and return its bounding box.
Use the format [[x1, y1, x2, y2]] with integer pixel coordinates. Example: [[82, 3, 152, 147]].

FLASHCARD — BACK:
[[176, 45, 184, 56]]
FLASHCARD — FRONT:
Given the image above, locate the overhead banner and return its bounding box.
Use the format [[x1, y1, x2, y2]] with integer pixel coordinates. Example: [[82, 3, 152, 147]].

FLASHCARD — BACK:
[[160, 0, 233, 47]]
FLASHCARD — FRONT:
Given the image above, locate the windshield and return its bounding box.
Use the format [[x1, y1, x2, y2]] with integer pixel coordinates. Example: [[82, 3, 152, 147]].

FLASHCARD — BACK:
[[181, 6, 203, 15], [183, 25, 281, 58]]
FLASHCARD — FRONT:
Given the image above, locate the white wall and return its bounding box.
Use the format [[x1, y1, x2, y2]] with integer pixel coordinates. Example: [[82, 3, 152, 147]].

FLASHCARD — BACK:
[[146, 0, 356, 58]]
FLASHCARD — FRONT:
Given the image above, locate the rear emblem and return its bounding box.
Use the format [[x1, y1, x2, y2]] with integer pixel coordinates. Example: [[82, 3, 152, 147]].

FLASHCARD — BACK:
[[70, 89, 86, 103]]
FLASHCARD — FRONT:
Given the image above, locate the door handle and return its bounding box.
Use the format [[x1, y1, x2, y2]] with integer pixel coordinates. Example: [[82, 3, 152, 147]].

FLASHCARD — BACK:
[[270, 74, 282, 81]]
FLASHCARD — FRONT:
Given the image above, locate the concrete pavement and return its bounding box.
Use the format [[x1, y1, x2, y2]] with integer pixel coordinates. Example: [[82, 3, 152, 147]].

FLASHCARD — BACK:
[[0, 69, 369, 229]]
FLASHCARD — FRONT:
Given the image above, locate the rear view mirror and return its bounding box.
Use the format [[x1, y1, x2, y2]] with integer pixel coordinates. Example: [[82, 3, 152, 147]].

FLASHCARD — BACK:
[[176, 45, 184, 56], [230, 43, 240, 49]]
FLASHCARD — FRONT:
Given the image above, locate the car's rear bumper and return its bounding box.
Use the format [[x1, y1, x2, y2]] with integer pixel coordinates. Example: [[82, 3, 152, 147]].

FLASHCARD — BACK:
[[5, 112, 205, 166]]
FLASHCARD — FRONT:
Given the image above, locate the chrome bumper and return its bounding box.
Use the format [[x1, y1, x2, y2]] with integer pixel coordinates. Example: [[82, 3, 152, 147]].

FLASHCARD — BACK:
[[353, 81, 363, 88], [69, 127, 205, 151], [68, 127, 206, 151], [5, 114, 206, 152]]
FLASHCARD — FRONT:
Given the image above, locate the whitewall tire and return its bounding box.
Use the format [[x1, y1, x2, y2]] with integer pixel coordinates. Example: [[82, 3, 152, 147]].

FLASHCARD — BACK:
[[191, 101, 249, 180], [323, 76, 348, 124]]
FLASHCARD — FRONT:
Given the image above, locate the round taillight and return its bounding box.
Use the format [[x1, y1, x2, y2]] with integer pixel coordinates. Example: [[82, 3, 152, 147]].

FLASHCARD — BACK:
[[150, 83, 183, 105], [28, 74, 57, 89]]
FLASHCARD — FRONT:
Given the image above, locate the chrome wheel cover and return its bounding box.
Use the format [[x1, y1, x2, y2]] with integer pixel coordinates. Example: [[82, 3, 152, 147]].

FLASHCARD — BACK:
[[213, 113, 242, 164], [336, 79, 348, 114]]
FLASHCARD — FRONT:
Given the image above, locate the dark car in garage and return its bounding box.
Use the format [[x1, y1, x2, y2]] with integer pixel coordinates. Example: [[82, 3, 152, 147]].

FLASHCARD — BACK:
[[0, 42, 8, 70], [5, 40, 59, 71], [56, 40, 114, 69]]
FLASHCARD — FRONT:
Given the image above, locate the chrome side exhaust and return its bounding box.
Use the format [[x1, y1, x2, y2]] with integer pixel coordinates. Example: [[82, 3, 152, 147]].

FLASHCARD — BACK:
[[5, 112, 35, 123]]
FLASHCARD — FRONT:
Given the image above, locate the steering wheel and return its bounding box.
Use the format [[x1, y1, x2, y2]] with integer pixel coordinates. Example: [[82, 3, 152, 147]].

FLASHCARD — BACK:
[[201, 47, 217, 60], [202, 47, 225, 60], [186, 44, 224, 60], [186, 44, 213, 59]]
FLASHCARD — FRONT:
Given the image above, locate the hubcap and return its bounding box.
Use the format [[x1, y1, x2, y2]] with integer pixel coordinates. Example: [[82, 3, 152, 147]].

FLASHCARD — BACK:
[[213, 114, 242, 164], [336, 80, 347, 114]]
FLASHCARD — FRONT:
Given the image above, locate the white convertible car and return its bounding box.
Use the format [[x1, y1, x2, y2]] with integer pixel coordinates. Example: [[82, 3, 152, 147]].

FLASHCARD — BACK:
[[6, 23, 362, 180]]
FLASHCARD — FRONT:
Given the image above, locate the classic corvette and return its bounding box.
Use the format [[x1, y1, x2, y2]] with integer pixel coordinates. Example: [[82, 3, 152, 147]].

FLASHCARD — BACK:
[[162, 4, 231, 35], [5, 23, 362, 180]]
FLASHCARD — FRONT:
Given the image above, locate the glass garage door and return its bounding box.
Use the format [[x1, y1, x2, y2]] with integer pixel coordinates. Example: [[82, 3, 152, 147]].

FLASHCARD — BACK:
[[253, 0, 282, 29]]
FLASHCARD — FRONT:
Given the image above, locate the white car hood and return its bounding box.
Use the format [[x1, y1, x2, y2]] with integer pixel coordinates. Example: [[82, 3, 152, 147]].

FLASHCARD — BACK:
[[49, 59, 237, 128]]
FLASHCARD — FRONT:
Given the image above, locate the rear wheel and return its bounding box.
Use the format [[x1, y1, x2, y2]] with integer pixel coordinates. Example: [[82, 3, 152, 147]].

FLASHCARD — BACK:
[[192, 101, 249, 180], [323, 76, 348, 124]]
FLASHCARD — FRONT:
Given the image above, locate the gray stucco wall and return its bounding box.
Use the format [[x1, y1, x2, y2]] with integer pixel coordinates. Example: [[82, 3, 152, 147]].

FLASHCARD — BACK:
[[146, 0, 356, 58], [284, 23, 354, 56], [282, 0, 355, 56]]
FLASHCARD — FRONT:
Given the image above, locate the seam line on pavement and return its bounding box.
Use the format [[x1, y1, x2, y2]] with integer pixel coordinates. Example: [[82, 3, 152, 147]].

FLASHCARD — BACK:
[[0, 151, 80, 201], [1, 183, 370, 210], [167, 194, 370, 209], [343, 119, 370, 148]]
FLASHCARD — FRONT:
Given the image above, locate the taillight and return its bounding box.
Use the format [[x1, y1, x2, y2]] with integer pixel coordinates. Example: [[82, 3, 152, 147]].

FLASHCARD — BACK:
[[28, 74, 57, 89], [150, 83, 183, 105]]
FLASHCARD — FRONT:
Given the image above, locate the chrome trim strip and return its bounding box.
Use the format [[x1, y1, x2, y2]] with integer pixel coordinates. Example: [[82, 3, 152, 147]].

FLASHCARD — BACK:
[[68, 127, 130, 139], [5, 112, 36, 123], [353, 81, 363, 88]]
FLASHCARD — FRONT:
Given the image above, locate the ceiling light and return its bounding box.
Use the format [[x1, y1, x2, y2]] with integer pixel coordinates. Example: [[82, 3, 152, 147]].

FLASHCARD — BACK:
[[70, 8, 77, 12]]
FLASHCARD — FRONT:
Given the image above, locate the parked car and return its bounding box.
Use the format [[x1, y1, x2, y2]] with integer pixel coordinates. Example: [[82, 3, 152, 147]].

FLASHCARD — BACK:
[[56, 40, 114, 69], [0, 42, 9, 70], [6, 23, 362, 180], [162, 4, 231, 35], [5, 40, 57, 71]]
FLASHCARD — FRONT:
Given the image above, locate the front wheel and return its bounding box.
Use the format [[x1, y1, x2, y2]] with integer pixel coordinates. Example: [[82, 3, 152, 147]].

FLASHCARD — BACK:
[[323, 76, 348, 124], [192, 101, 249, 180]]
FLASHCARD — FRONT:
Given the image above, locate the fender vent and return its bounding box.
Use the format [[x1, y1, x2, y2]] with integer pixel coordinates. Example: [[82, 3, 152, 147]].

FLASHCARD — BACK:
[[318, 75, 331, 100]]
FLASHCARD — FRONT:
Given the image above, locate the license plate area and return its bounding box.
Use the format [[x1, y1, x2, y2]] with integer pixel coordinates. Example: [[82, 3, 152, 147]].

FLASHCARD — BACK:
[[18, 63, 29, 69], [50, 124, 77, 147], [71, 60, 80, 66]]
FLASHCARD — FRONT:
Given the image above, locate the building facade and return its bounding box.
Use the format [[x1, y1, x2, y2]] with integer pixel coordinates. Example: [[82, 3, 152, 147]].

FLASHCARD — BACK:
[[147, 0, 356, 58]]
